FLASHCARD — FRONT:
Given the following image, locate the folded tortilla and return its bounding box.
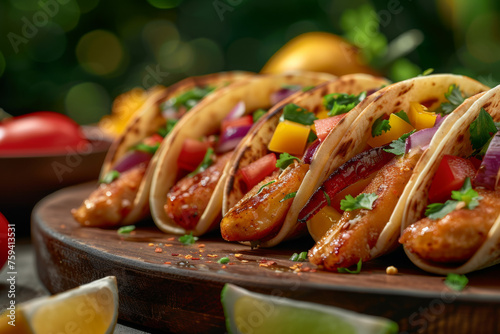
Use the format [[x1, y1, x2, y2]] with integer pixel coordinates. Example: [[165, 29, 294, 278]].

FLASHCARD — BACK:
[[401, 85, 500, 274]]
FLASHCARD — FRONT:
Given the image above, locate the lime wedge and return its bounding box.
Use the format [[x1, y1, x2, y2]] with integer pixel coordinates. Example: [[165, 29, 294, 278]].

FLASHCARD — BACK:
[[221, 284, 398, 334]]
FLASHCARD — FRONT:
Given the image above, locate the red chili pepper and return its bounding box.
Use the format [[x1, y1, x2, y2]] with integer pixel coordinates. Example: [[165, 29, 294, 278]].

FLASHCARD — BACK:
[[298, 145, 395, 222]]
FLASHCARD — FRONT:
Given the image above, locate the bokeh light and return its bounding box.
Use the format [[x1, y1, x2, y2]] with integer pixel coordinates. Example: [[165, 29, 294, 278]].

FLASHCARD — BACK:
[[158, 41, 193, 72], [76, 30, 124, 76], [65, 82, 111, 124], [27, 23, 66, 63], [142, 20, 180, 58], [466, 13, 500, 64], [186, 38, 224, 75], [147, 0, 183, 9]]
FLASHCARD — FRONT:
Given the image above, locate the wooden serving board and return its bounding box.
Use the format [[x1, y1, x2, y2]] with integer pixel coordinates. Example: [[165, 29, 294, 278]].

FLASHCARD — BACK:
[[32, 183, 500, 334]]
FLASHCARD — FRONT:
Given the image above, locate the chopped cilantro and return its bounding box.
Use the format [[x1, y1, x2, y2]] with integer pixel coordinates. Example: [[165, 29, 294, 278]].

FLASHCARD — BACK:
[[256, 180, 276, 194], [302, 85, 315, 92], [276, 152, 300, 170], [163, 86, 215, 112], [253, 109, 267, 123], [340, 193, 378, 211], [290, 251, 308, 262], [100, 170, 120, 184], [323, 190, 331, 206], [469, 108, 497, 151], [324, 91, 367, 117], [425, 177, 482, 219], [280, 192, 297, 203], [117, 225, 135, 235], [394, 110, 411, 124], [444, 273, 468, 291], [132, 142, 160, 154], [307, 131, 318, 143], [280, 103, 317, 125], [338, 259, 362, 274], [383, 130, 416, 156], [298, 251, 308, 261], [419, 68, 434, 76], [178, 232, 198, 245], [371, 117, 391, 137], [218, 257, 230, 264], [188, 148, 214, 177], [439, 84, 465, 115], [289, 253, 299, 261], [158, 119, 178, 137]]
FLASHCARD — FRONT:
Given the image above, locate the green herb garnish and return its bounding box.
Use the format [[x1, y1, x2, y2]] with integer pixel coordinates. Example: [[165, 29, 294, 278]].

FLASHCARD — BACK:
[[383, 130, 416, 156], [425, 177, 481, 219], [394, 110, 411, 124], [302, 85, 315, 92], [307, 131, 318, 143], [276, 152, 300, 170], [253, 109, 267, 123], [100, 170, 120, 184], [323, 190, 331, 206], [340, 193, 378, 211], [117, 225, 135, 235], [372, 117, 391, 137], [132, 142, 160, 154], [178, 232, 198, 245], [163, 86, 215, 111], [290, 251, 308, 262], [289, 253, 299, 261], [280, 192, 297, 203], [444, 273, 468, 291], [280, 103, 317, 125], [338, 259, 362, 274], [158, 119, 178, 137], [420, 68, 434, 76], [324, 91, 367, 117], [439, 84, 465, 115], [469, 108, 497, 151], [256, 180, 276, 194], [218, 257, 230, 264], [188, 148, 214, 177]]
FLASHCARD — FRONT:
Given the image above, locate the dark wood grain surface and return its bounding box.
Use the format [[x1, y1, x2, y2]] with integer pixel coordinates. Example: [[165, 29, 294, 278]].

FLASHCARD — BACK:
[[32, 182, 500, 334]]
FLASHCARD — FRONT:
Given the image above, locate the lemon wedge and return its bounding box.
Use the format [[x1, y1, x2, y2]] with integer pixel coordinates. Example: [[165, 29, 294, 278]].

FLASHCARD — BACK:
[[221, 284, 398, 334], [0, 276, 118, 334]]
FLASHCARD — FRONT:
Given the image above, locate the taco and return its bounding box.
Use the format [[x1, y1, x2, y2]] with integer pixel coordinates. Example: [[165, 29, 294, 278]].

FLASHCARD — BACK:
[[220, 74, 390, 247], [150, 71, 336, 235], [72, 71, 252, 227], [297, 74, 488, 271], [400, 84, 500, 274]]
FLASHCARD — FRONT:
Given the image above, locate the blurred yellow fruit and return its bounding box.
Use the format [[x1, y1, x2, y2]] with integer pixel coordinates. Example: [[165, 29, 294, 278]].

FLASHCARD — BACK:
[[0, 276, 118, 334], [261, 32, 379, 77], [99, 86, 164, 137]]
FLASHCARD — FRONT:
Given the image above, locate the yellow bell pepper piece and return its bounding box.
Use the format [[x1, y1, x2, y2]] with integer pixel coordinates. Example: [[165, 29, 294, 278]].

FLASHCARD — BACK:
[[367, 113, 415, 148], [408, 102, 437, 130], [315, 110, 330, 119], [308, 206, 343, 242], [268, 120, 311, 156]]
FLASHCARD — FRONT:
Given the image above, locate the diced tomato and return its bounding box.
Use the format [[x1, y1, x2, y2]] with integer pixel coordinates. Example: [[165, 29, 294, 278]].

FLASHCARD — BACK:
[[314, 114, 347, 142], [428, 155, 477, 203], [221, 115, 253, 134], [177, 138, 211, 171], [143, 133, 163, 146], [469, 156, 482, 170], [239, 153, 277, 191]]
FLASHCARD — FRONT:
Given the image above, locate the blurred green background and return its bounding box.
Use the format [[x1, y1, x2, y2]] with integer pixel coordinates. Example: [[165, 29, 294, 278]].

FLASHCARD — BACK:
[[1, 0, 499, 123]]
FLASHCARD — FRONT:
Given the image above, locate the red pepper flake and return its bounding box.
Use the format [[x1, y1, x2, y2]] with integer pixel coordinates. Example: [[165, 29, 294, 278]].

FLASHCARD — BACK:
[[234, 253, 242, 258], [155, 247, 163, 253], [310, 269, 317, 273], [185, 255, 193, 260], [228, 262, 235, 265], [199, 249, 205, 253], [259, 263, 268, 268], [60, 224, 66, 229], [167, 237, 175, 241], [241, 260, 249, 263], [302, 267, 310, 272], [222, 265, 227, 269], [260, 260, 276, 266], [198, 244, 206, 248], [165, 244, 173, 247], [192, 257, 200, 260], [148, 243, 154, 247], [171, 253, 179, 256], [207, 254, 218, 258], [164, 261, 171, 265]]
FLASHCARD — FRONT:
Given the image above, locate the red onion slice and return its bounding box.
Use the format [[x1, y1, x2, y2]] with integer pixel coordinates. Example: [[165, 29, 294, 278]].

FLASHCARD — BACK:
[[113, 150, 152, 173], [224, 101, 246, 121], [434, 114, 448, 127], [302, 139, 321, 165], [216, 124, 252, 153], [270, 87, 300, 105], [474, 132, 500, 189], [405, 127, 438, 154]]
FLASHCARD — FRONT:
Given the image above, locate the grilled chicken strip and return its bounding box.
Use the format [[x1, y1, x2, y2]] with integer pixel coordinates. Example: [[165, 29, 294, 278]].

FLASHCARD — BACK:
[[165, 152, 232, 230], [400, 189, 500, 263], [221, 162, 309, 242], [309, 152, 421, 270], [72, 164, 147, 227]]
